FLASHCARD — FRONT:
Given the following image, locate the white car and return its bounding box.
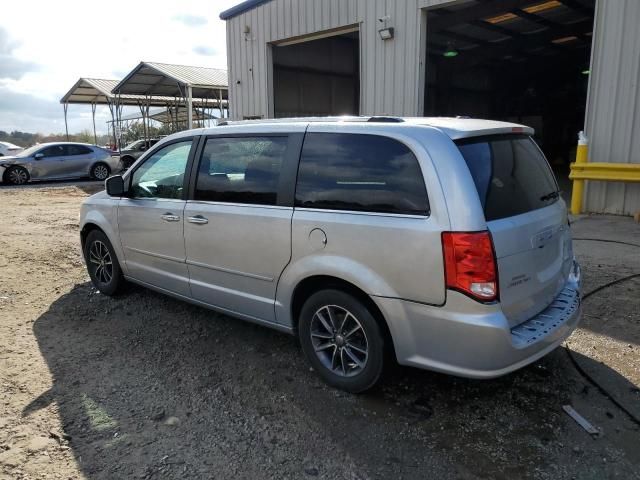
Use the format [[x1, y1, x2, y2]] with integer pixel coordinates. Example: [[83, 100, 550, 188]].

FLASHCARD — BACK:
[[0, 141, 24, 157]]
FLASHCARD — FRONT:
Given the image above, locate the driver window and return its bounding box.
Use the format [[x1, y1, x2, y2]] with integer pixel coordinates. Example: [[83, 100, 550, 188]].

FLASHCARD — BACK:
[[41, 145, 65, 157], [130, 140, 192, 200]]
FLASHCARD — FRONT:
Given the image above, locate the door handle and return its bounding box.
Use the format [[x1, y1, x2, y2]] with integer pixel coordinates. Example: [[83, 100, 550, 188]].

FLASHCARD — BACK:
[[161, 213, 180, 222], [188, 215, 209, 225]]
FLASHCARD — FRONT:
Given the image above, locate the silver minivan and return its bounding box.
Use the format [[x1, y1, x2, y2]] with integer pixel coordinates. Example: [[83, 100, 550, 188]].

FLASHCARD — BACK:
[[80, 117, 581, 392]]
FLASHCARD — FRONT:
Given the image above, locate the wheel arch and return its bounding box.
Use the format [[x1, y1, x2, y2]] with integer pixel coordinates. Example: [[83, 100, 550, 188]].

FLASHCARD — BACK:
[[119, 155, 136, 168], [80, 208, 128, 276], [90, 161, 111, 178], [289, 275, 396, 359], [3, 164, 30, 184], [80, 222, 103, 249]]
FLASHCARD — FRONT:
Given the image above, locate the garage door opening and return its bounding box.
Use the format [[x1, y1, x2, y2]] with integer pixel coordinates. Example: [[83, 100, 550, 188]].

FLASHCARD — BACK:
[[425, 0, 595, 186], [272, 28, 360, 118]]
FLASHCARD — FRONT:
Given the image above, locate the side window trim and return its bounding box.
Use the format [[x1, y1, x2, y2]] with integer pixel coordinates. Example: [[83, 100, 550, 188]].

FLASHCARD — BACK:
[[127, 136, 199, 201], [186, 133, 302, 208]]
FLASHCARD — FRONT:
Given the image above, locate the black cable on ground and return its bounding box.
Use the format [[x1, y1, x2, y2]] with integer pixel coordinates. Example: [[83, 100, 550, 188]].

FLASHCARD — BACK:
[[581, 273, 640, 302], [573, 237, 640, 249], [564, 237, 640, 426], [564, 340, 640, 427]]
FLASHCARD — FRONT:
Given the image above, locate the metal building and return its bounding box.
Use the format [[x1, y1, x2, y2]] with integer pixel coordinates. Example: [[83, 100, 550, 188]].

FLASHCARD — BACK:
[[221, 0, 640, 215]]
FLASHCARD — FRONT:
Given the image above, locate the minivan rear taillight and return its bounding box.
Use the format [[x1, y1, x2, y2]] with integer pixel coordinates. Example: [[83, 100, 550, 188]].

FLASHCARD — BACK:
[[442, 231, 498, 302]]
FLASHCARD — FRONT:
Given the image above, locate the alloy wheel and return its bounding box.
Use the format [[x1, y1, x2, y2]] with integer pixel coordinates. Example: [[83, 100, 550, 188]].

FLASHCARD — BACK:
[[310, 305, 369, 377], [88, 240, 113, 284], [93, 165, 109, 180], [8, 168, 28, 185]]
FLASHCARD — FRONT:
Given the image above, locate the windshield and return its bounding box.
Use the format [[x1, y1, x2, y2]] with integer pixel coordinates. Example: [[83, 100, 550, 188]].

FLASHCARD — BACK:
[[456, 135, 559, 221], [16, 145, 43, 157], [124, 141, 143, 150]]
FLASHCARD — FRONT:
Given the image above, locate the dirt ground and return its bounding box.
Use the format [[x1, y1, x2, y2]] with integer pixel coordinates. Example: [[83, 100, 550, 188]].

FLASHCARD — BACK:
[[0, 182, 639, 480]]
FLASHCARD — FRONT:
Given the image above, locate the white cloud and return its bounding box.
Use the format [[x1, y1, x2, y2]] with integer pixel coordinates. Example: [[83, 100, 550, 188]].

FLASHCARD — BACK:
[[0, 0, 239, 134], [173, 14, 209, 27], [193, 45, 218, 56]]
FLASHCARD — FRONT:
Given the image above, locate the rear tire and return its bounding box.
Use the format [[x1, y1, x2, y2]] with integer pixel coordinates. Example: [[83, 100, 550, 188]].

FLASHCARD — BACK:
[[298, 289, 385, 393], [90, 162, 110, 181], [84, 230, 123, 296], [120, 156, 135, 170], [3, 166, 29, 185]]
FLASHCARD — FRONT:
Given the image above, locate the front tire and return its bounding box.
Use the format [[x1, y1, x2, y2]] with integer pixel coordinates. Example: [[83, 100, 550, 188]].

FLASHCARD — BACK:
[[84, 230, 123, 296], [90, 162, 110, 181], [120, 156, 135, 170], [3, 166, 29, 185], [298, 289, 385, 393]]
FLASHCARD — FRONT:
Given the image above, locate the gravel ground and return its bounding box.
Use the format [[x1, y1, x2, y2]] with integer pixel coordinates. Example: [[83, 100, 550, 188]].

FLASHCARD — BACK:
[[0, 183, 639, 480]]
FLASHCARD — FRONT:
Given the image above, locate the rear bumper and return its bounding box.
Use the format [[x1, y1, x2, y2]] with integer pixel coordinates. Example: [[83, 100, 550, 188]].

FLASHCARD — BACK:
[[375, 260, 582, 379]]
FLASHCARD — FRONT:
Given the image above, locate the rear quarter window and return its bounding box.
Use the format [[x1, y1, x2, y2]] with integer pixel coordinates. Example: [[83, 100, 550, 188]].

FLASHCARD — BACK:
[[456, 135, 559, 221], [295, 133, 429, 215], [65, 145, 93, 156]]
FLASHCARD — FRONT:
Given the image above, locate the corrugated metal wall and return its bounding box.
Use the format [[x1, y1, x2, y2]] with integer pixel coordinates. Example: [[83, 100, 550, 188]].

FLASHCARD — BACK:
[[585, 0, 640, 215], [226, 0, 640, 215], [225, 0, 450, 120]]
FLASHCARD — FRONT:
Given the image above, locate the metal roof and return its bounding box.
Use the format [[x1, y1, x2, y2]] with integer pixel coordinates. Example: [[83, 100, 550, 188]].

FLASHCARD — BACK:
[[111, 61, 228, 100], [61, 77, 227, 107], [220, 0, 273, 20], [60, 78, 120, 105]]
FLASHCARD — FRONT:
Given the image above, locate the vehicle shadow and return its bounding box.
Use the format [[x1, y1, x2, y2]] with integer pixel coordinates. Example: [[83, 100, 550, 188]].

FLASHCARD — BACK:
[[30, 283, 640, 479], [0, 177, 104, 193]]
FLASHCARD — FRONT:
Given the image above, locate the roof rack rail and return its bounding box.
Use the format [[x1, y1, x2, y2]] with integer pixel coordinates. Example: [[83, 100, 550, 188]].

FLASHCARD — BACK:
[[367, 116, 404, 123]]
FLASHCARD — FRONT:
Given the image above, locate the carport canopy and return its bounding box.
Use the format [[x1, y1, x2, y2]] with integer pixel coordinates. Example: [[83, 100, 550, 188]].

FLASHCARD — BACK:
[[111, 107, 217, 125], [111, 62, 229, 129], [60, 77, 213, 107]]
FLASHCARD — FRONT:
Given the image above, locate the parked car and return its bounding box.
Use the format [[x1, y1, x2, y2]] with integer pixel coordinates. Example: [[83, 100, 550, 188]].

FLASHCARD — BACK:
[[0, 141, 24, 157], [80, 117, 582, 393], [118, 139, 161, 170], [0, 142, 119, 185]]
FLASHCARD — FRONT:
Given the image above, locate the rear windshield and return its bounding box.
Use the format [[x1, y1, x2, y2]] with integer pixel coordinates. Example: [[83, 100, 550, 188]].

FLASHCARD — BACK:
[[456, 135, 559, 221]]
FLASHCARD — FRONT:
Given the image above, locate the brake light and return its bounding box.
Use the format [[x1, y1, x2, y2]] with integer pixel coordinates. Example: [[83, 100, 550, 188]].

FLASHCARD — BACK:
[[442, 231, 498, 302]]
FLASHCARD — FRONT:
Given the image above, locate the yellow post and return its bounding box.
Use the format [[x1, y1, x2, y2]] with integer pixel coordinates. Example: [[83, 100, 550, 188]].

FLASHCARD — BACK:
[[570, 132, 589, 215]]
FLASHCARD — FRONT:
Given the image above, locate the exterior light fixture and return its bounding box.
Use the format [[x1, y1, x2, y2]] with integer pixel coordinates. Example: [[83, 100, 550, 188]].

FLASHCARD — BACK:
[[378, 27, 394, 40], [582, 69, 591, 75], [443, 42, 459, 58]]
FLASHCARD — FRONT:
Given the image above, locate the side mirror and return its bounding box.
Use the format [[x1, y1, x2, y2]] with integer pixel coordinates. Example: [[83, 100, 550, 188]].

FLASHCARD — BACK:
[[106, 175, 125, 197], [139, 145, 147, 151], [34, 153, 44, 160]]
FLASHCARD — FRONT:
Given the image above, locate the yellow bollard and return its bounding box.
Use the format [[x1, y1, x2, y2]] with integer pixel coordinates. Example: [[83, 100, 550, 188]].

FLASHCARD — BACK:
[[570, 132, 589, 215]]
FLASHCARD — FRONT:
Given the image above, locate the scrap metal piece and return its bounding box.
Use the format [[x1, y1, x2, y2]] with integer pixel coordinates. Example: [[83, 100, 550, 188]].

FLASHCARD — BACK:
[[563, 405, 600, 435]]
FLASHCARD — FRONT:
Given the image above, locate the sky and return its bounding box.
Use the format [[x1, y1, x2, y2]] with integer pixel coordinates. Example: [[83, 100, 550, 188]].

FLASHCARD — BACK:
[[0, 0, 239, 135]]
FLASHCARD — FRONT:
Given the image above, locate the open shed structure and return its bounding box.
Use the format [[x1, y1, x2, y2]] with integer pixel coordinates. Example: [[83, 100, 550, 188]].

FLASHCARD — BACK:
[[107, 107, 217, 133], [60, 62, 229, 148], [112, 62, 229, 133], [60, 78, 124, 145]]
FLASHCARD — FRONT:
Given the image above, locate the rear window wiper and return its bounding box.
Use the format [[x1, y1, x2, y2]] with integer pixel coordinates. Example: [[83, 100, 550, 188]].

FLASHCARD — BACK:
[[540, 191, 560, 202]]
